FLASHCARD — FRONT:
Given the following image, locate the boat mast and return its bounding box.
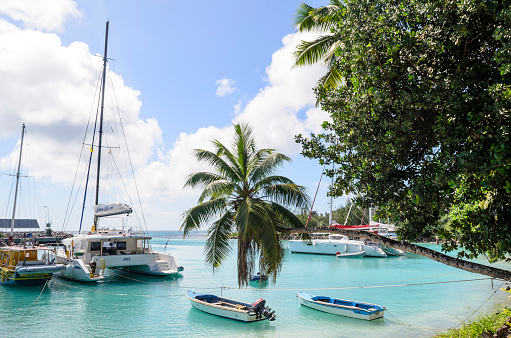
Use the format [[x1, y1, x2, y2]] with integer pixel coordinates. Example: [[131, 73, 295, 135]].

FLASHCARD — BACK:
[[329, 164, 333, 226], [10, 124, 26, 237], [94, 21, 109, 230]]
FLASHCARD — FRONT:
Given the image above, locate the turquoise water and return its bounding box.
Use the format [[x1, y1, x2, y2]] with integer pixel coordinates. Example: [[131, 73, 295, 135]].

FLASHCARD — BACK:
[[1, 231, 509, 337]]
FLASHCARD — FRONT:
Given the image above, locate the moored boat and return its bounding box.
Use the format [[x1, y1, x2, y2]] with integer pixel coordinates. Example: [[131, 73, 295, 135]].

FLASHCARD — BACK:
[[297, 292, 384, 320], [51, 22, 183, 281], [0, 124, 66, 286], [336, 251, 365, 258], [0, 245, 65, 286], [187, 290, 276, 322], [250, 272, 268, 283], [289, 234, 387, 257]]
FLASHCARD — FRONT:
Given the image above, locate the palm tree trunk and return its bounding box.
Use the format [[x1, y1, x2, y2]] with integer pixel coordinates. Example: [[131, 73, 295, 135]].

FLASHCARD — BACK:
[[282, 227, 511, 281]]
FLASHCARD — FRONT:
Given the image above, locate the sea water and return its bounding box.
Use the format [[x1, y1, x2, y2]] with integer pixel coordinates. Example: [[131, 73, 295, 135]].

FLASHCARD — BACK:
[[0, 231, 509, 337]]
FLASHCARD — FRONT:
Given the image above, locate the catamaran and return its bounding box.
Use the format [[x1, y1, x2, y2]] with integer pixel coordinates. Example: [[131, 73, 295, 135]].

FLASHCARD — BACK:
[[50, 22, 183, 282]]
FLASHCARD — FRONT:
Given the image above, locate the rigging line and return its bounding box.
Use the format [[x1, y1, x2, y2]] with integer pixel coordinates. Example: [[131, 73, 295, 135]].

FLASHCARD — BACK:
[[305, 163, 327, 228], [62, 69, 103, 232], [107, 67, 149, 235], [78, 85, 102, 234], [107, 149, 139, 226], [455, 279, 506, 328], [221, 277, 496, 292], [12, 280, 49, 328]]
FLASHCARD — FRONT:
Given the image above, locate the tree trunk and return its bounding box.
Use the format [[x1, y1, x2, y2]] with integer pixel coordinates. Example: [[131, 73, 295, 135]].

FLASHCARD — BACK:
[[282, 227, 511, 281]]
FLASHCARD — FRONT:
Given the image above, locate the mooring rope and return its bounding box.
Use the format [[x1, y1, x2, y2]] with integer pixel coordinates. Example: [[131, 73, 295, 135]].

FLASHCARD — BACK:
[[455, 279, 506, 328], [13, 280, 49, 328]]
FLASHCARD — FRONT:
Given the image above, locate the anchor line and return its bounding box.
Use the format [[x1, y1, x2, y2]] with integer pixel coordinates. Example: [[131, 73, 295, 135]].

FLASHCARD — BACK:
[[13, 280, 49, 328]]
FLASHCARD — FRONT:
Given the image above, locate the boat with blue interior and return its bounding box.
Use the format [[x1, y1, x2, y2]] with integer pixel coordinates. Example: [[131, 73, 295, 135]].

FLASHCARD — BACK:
[[187, 290, 276, 322], [297, 292, 385, 320]]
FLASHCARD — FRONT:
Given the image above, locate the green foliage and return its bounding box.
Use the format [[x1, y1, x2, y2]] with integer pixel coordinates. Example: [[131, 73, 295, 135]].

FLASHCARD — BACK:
[[296, 0, 511, 261], [182, 123, 309, 286], [434, 307, 511, 338]]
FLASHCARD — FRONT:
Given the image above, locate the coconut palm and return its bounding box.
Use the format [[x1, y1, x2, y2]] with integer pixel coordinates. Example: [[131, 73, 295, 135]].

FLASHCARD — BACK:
[[181, 123, 309, 286], [294, 0, 344, 90]]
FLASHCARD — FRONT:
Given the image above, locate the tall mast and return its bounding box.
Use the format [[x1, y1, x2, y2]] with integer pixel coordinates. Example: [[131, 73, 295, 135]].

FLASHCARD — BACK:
[[329, 163, 334, 226], [94, 21, 109, 228], [10, 124, 26, 237]]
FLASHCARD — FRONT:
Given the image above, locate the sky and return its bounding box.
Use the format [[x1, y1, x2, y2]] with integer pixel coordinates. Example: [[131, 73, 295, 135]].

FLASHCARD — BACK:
[[0, 0, 348, 232]]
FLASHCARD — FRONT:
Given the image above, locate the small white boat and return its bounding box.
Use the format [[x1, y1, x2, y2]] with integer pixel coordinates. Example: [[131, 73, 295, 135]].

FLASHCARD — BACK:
[[381, 245, 405, 256], [297, 292, 384, 320], [187, 290, 276, 322], [336, 251, 365, 258]]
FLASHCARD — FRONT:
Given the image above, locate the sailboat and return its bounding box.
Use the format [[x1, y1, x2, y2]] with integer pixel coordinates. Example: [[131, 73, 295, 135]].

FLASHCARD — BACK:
[[288, 166, 387, 257], [0, 124, 66, 286], [50, 22, 183, 282]]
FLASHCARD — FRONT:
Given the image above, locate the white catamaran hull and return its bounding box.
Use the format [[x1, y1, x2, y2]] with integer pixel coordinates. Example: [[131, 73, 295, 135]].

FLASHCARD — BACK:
[[289, 239, 386, 257]]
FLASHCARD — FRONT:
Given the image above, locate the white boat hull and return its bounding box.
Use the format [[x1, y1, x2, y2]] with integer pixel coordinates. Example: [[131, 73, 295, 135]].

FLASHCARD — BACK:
[[187, 292, 267, 322], [289, 240, 386, 257], [298, 293, 384, 320]]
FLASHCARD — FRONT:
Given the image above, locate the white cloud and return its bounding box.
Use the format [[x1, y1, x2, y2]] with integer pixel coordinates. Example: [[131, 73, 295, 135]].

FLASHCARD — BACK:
[[0, 0, 82, 32], [0, 20, 330, 230], [0, 20, 160, 189], [151, 30, 329, 201], [215, 77, 237, 97]]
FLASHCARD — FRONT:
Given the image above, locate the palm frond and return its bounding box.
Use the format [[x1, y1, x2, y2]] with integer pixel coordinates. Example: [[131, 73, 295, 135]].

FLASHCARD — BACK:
[[184, 172, 224, 189], [261, 183, 310, 209], [318, 66, 344, 90], [268, 202, 307, 229], [180, 198, 228, 236], [253, 175, 294, 192], [194, 149, 240, 183], [294, 3, 340, 32], [250, 153, 291, 184], [204, 211, 234, 269], [233, 123, 257, 179], [198, 179, 237, 203], [293, 34, 339, 67], [254, 204, 285, 283]]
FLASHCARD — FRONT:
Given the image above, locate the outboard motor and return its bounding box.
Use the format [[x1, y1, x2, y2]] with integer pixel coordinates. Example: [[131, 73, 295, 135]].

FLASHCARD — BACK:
[[251, 299, 277, 321]]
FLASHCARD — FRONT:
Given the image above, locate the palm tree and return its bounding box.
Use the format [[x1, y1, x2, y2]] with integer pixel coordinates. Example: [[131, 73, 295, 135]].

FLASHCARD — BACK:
[[181, 123, 309, 286], [294, 1, 344, 90]]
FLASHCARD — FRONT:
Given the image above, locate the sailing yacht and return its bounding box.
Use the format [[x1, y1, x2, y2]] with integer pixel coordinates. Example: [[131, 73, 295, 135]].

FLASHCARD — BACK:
[[51, 22, 183, 282], [0, 124, 66, 286], [289, 169, 387, 257]]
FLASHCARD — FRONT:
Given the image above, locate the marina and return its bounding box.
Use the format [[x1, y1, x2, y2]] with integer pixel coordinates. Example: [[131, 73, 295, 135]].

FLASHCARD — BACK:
[[0, 232, 509, 337]]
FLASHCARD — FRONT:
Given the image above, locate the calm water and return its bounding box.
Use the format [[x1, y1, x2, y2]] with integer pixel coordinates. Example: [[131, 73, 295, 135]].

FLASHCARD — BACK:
[[1, 231, 509, 337]]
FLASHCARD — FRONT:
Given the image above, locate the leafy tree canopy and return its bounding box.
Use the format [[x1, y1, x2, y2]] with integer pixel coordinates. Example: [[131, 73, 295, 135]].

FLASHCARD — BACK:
[[296, 0, 511, 262]]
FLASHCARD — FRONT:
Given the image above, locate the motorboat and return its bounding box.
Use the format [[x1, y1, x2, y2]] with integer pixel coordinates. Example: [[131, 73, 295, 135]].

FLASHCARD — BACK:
[[187, 290, 276, 322], [336, 251, 365, 258], [297, 292, 384, 320], [0, 244, 65, 286], [250, 272, 268, 283]]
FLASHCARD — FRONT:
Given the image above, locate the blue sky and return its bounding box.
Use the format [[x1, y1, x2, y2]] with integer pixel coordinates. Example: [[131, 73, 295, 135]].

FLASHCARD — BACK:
[[0, 0, 349, 232]]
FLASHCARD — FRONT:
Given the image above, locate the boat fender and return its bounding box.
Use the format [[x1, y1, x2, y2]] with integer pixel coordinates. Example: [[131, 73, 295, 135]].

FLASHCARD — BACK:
[[100, 258, 106, 270]]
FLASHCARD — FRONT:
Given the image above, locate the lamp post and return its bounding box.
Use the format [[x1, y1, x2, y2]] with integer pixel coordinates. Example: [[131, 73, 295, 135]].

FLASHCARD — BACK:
[[43, 206, 50, 227]]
